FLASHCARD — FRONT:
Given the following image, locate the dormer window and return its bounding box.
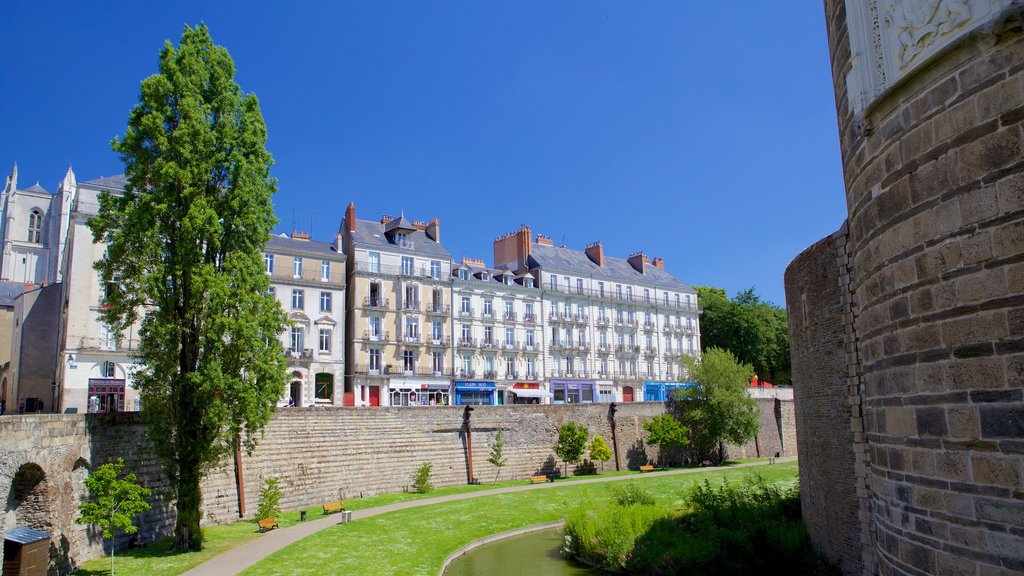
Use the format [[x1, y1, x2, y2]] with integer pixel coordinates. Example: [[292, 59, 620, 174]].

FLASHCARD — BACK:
[[395, 233, 411, 248], [27, 209, 42, 243], [505, 275, 513, 286], [481, 272, 490, 281], [524, 277, 534, 288], [459, 268, 469, 280]]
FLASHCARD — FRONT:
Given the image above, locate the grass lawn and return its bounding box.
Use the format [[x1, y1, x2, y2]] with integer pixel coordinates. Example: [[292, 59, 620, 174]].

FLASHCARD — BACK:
[[73, 458, 791, 576], [241, 462, 798, 576]]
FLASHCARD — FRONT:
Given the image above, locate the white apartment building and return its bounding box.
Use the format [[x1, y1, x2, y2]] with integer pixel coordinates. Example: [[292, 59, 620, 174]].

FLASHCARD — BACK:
[[265, 232, 346, 407], [494, 225, 700, 404], [450, 258, 545, 405]]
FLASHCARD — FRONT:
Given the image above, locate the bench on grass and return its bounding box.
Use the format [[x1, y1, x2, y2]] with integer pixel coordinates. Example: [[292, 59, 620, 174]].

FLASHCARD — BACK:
[[639, 465, 656, 473], [530, 475, 551, 484], [257, 518, 279, 532], [323, 501, 345, 515]]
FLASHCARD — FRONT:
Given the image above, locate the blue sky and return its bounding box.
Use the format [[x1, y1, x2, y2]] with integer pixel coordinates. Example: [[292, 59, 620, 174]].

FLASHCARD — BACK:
[[0, 2, 844, 306]]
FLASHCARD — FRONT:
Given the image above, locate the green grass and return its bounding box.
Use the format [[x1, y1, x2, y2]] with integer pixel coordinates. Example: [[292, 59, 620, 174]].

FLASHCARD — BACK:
[[241, 462, 798, 576], [73, 460, 792, 576]]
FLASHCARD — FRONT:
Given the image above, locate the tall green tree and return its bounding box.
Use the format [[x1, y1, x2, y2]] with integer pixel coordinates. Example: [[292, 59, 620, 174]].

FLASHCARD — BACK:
[[553, 421, 590, 477], [643, 413, 689, 467], [77, 458, 152, 576], [695, 286, 791, 385], [678, 347, 761, 462], [90, 24, 287, 550]]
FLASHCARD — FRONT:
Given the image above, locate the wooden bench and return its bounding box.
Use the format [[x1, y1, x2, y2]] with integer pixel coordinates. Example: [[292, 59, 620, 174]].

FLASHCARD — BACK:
[[530, 475, 551, 484], [257, 517, 279, 532], [639, 465, 655, 473], [322, 501, 345, 515]]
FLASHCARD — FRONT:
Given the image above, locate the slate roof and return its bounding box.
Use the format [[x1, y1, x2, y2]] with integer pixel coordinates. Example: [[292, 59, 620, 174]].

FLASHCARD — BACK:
[[22, 182, 49, 194], [80, 174, 129, 191], [3, 526, 51, 544], [350, 219, 450, 258], [266, 234, 343, 259], [528, 243, 694, 292], [0, 282, 25, 307]]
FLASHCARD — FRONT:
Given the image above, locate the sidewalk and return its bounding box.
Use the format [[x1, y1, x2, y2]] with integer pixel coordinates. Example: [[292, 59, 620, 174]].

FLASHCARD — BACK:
[[183, 457, 797, 576]]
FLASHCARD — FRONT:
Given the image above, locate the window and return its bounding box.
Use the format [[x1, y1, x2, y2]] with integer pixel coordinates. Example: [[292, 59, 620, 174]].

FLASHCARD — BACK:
[[264, 253, 274, 275], [319, 328, 331, 353], [483, 299, 493, 317], [430, 260, 441, 279], [396, 232, 411, 248], [527, 357, 536, 377], [598, 282, 605, 297], [524, 277, 534, 288], [600, 331, 607, 346], [459, 268, 469, 280], [505, 274, 513, 285], [315, 373, 333, 401], [267, 286, 275, 298], [293, 256, 303, 278], [432, 352, 444, 374], [405, 317, 419, 339], [432, 321, 443, 340], [601, 358, 608, 375], [369, 316, 382, 337], [461, 324, 471, 341], [646, 334, 653, 349], [505, 301, 513, 315], [405, 284, 418, 307], [461, 296, 471, 314], [506, 357, 515, 375], [101, 361, 116, 378], [505, 327, 515, 345], [291, 289, 304, 310], [402, 256, 414, 276], [321, 260, 330, 281], [27, 209, 42, 243], [483, 326, 493, 344], [526, 329, 535, 347], [403, 350, 415, 372], [644, 288, 650, 303], [663, 293, 669, 306], [290, 326, 304, 352], [368, 252, 381, 273], [462, 354, 472, 374], [369, 348, 381, 371], [320, 292, 332, 313], [485, 355, 494, 373], [550, 275, 557, 290], [576, 278, 584, 294], [481, 271, 490, 281], [616, 284, 622, 299], [626, 286, 633, 301], [616, 309, 624, 322], [526, 303, 534, 317]]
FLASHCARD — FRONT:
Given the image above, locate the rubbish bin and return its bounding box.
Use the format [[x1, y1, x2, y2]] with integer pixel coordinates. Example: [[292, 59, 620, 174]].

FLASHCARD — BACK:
[[300, 510, 306, 522]]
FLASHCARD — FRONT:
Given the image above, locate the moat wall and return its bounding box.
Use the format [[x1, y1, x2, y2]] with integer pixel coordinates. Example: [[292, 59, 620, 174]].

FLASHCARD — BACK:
[[0, 399, 794, 570], [787, 2, 1024, 574]]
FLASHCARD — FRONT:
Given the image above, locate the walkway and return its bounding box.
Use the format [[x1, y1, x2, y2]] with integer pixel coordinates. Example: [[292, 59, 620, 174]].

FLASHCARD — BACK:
[[183, 457, 797, 576]]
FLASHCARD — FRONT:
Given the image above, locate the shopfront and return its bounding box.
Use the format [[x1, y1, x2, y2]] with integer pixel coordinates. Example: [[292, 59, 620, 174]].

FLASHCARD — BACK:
[[509, 382, 550, 404], [389, 378, 452, 406], [87, 378, 125, 413], [643, 381, 694, 402], [550, 380, 597, 404], [596, 380, 615, 403], [453, 381, 497, 405]]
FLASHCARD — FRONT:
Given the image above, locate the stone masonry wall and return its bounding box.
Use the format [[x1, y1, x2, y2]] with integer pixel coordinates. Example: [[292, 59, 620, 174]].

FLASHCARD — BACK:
[[0, 400, 795, 569]]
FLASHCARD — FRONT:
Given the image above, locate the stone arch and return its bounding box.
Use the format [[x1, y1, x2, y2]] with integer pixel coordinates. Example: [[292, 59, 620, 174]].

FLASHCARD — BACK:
[[5, 462, 54, 532]]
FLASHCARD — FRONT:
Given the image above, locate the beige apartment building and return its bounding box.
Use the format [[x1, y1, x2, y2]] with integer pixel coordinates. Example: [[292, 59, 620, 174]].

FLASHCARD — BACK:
[[341, 204, 452, 407]]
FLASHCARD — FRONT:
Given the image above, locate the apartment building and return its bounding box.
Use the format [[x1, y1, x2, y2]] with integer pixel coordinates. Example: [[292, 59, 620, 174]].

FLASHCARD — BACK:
[[341, 203, 453, 407], [494, 225, 700, 404], [450, 257, 545, 405], [265, 232, 346, 407]]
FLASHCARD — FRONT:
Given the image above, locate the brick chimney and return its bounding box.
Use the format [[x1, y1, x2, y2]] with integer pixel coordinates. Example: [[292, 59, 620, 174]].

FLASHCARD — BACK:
[[380, 214, 393, 225], [461, 256, 486, 267], [345, 202, 356, 233], [425, 218, 440, 243], [412, 220, 428, 231], [292, 230, 311, 240], [535, 234, 553, 246], [627, 251, 650, 274], [493, 224, 532, 270], [585, 241, 604, 267], [652, 257, 664, 270]]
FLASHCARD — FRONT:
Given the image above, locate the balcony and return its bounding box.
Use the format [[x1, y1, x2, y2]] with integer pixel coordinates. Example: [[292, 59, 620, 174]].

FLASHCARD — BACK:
[[643, 321, 656, 330], [402, 301, 422, 312], [362, 296, 390, 309], [504, 372, 517, 380], [426, 303, 450, 316], [457, 369, 477, 379], [363, 330, 390, 343], [457, 338, 477, 348], [355, 261, 445, 281], [597, 343, 613, 354], [401, 335, 423, 346], [522, 344, 539, 354], [547, 312, 563, 324], [426, 337, 450, 348], [414, 367, 451, 377], [503, 311, 517, 321], [78, 337, 137, 353], [549, 340, 569, 351], [523, 312, 538, 324], [479, 339, 497, 350], [483, 370, 497, 379], [575, 343, 589, 353], [595, 317, 611, 327], [501, 340, 519, 351], [523, 372, 539, 381], [353, 364, 389, 376], [644, 346, 659, 356], [457, 307, 475, 319], [480, 311, 496, 323], [286, 348, 314, 360]]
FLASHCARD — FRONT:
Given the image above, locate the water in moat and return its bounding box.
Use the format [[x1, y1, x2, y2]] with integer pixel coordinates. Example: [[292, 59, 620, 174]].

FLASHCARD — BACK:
[[443, 527, 599, 576]]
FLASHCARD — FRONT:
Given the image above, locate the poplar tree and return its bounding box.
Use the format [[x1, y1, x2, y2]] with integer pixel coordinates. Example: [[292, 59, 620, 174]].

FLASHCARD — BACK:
[[90, 24, 287, 550]]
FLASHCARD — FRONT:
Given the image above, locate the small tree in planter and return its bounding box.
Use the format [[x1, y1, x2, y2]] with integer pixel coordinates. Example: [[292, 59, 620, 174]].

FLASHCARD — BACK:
[[488, 429, 508, 483], [553, 420, 590, 477], [77, 458, 152, 576], [588, 435, 613, 472], [257, 478, 282, 522]]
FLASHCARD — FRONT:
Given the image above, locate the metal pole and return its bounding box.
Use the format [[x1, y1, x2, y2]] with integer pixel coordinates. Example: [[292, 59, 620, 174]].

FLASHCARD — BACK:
[[235, 434, 246, 517], [464, 405, 475, 484], [609, 402, 621, 471]]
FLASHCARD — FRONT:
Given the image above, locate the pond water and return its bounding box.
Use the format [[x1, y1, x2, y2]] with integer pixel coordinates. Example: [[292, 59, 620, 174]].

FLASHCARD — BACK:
[[443, 527, 598, 576]]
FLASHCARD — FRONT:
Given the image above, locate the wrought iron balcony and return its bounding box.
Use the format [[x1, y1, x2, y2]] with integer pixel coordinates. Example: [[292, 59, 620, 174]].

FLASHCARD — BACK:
[[402, 300, 422, 312], [483, 370, 497, 379], [78, 337, 137, 352], [457, 369, 477, 378], [503, 311, 517, 321], [457, 307, 475, 318], [401, 335, 423, 346], [523, 312, 538, 323], [479, 339, 497, 349], [352, 364, 389, 375], [362, 296, 390, 309], [426, 337, 450, 347], [457, 337, 477, 348], [426, 303, 450, 315], [286, 348, 314, 359], [362, 330, 390, 343]]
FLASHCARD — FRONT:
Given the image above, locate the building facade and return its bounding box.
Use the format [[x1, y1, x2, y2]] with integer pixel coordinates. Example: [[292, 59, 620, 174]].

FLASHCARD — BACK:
[[0, 164, 75, 285], [342, 204, 453, 407], [450, 257, 544, 404], [264, 232, 346, 407], [494, 225, 700, 404]]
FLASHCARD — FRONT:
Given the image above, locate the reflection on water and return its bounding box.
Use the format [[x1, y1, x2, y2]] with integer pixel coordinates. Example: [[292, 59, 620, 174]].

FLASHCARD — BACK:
[[444, 527, 598, 576]]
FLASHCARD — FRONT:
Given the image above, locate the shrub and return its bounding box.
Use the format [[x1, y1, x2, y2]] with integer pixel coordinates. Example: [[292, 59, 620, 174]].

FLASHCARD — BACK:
[[256, 478, 281, 522], [588, 435, 612, 471], [564, 502, 665, 572], [610, 482, 655, 507], [553, 421, 590, 477], [413, 462, 433, 494]]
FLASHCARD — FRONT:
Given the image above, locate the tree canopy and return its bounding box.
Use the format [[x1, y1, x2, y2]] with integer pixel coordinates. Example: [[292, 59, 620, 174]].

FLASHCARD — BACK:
[[553, 421, 590, 476], [695, 286, 790, 385], [677, 347, 761, 461], [77, 458, 152, 576], [90, 24, 287, 550], [643, 413, 689, 467]]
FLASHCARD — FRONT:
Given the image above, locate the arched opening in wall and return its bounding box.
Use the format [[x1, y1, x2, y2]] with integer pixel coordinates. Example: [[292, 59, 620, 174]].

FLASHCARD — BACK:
[[288, 371, 303, 407], [5, 463, 53, 532], [71, 457, 90, 504]]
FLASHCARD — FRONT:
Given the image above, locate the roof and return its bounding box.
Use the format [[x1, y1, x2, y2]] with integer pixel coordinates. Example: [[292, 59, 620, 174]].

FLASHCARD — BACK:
[[0, 281, 26, 306], [266, 234, 343, 259], [80, 174, 128, 191], [22, 182, 49, 194], [350, 218, 450, 259], [3, 527, 51, 544], [527, 243, 694, 292]]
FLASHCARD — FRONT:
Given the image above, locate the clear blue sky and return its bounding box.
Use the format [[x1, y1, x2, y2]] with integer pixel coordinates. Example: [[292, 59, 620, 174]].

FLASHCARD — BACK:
[[0, 2, 845, 307]]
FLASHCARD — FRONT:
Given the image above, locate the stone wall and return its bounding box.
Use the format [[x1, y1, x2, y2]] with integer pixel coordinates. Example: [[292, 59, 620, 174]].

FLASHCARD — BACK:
[[0, 400, 795, 570], [788, 2, 1024, 574]]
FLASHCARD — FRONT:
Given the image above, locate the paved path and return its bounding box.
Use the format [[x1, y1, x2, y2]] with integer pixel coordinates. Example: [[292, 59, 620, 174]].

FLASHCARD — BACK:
[[183, 457, 797, 576]]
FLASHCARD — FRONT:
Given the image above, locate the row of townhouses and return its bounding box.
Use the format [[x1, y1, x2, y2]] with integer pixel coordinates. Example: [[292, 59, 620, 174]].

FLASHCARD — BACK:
[[0, 165, 700, 414]]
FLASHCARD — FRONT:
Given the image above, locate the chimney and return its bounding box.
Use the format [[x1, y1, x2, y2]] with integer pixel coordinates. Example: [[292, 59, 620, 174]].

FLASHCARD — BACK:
[[585, 241, 604, 267], [292, 230, 311, 240], [461, 256, 485, 267], [535, 234, 553, 246], [412, 220, 428, 231], [493, 224, 531, 270], [380, 214, 393, 225], [345, 202, 356, 233], [652, 257, 665, 270], [627, 251, 650, 274], [425, 218, 440, 243]]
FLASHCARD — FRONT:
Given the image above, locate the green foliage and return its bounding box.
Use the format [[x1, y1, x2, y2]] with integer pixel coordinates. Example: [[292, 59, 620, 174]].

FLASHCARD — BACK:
[[588, 435, 612, 471], [487, 430, 508, 483], [643, 413, 689, 467], [77, 458, 152, 576], [609, 482, 656, 507], [564, 503, 666, 572], [90, 24, 287, 550], [679, 347, 761, 460], [413, 462, 433, 494], [256, 478, 281, 522], [553, 420, 590, 476], [696, 286, 791, 385]]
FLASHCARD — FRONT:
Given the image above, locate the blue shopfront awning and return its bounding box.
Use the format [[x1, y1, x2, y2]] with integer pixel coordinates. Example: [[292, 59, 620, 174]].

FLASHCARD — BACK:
[[454, 381, 496, 391]]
